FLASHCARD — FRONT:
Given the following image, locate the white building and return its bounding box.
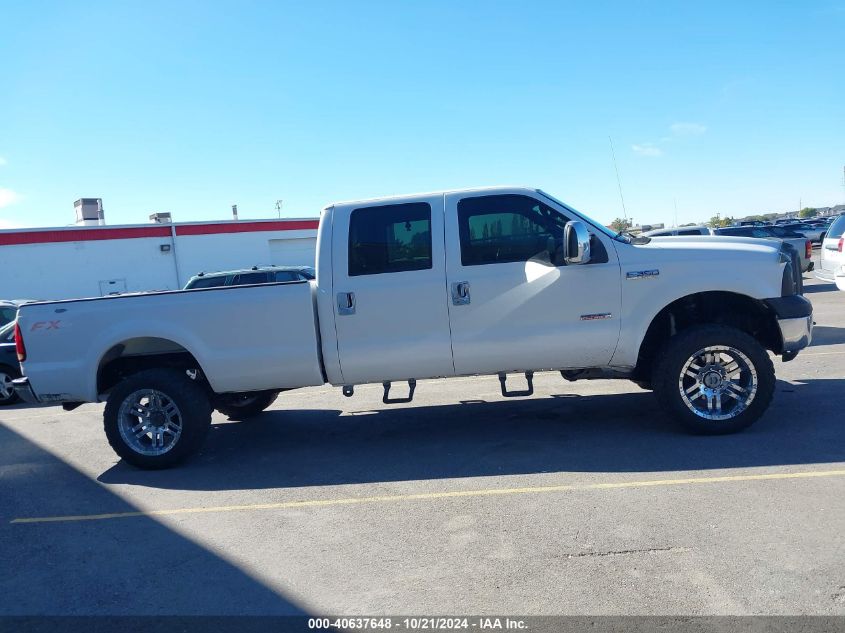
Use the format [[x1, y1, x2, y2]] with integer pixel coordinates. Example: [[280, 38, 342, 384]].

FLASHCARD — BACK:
[[0, 216, 318, 301]]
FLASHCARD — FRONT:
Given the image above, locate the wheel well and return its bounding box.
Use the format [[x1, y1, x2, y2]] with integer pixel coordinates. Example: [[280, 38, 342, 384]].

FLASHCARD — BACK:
[[633, 291, 781, 382], [97, 337, 208, 395]]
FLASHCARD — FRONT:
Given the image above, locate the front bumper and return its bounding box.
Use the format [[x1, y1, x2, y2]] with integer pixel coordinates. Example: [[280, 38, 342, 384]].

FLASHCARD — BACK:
[[764, 295, 813, 360], [12, 377, 39, 404], [777, 316, 813, 354]]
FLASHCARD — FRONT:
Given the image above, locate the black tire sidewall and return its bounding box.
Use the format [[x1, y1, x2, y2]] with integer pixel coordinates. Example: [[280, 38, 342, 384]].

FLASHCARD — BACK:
[[652, 325, 775, 434], [0, 365, 20, 405], [214, 391, 279, 420], [103, 368, 212, 469]]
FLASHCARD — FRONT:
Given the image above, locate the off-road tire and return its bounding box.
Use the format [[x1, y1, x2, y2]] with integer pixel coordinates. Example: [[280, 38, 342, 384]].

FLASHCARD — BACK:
[[652, 324, 775, 434], [104, 368, 212, 469]]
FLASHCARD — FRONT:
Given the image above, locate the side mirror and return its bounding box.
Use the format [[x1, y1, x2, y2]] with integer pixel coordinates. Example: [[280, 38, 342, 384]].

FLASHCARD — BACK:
[[563, 220, 592, 265]]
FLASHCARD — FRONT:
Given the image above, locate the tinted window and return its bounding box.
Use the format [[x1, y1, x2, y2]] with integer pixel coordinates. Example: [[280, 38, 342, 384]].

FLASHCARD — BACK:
[[0, 307, 16, 325], [0, 321, 15, 341], [750, 228, 776, 238], [299, 267, 316, 280], [274, 271, 300, 282], [348, 202, 432, 276], [231, 272, 270, 285], [768, 227, 802, 238], [677, 229, 704, 236], [458, 195, 570, 266], [185, 276, 228, 289], [717, 227, 751, 237], [827, 216, 845, 239]]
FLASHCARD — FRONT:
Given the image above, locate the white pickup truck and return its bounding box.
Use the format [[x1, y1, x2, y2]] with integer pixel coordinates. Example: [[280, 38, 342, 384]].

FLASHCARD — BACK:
[[13, 187, 813, 469]]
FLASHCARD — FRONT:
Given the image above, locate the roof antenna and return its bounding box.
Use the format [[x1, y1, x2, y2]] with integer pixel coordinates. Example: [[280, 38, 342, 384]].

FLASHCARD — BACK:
[[608, 136, 628, 221]]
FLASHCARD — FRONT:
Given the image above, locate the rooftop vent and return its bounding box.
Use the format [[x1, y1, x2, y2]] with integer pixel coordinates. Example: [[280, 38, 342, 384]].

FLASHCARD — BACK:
[[149, 212, 172, 224], [74, 198, 104, 226]]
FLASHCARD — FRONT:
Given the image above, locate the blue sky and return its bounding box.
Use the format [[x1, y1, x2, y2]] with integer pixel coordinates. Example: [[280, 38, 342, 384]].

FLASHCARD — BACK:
[[1, 0, 843, 229]]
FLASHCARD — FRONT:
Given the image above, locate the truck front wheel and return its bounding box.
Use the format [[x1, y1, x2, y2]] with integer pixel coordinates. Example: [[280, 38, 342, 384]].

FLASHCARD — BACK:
[[214, 390, 279, 420], [652, 325, 775, 434], [103, 368, 212, 469]]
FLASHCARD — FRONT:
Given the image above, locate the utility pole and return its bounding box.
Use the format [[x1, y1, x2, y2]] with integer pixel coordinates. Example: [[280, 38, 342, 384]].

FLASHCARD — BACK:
[[275, 200, 283, 218]]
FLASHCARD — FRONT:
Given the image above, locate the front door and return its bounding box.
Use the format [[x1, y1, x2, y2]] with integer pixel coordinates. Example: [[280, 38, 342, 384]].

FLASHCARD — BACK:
[[331, 195, 455, 385], [444, 192, 622, 376]]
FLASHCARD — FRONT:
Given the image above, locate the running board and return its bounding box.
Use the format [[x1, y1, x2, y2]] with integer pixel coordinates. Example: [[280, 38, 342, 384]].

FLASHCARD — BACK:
[[498, 372, 534, 397]]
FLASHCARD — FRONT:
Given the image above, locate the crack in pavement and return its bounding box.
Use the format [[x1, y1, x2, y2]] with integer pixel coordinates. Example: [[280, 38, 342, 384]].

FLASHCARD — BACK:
[[564, 546, 691, 559]]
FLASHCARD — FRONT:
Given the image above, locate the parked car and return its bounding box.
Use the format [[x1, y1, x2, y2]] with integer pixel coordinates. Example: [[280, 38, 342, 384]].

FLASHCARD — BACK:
[[0, 322, 21, 405], [815, 214, 845, 284], [0, 302, 17, 329], [713, 226, 813, 272], [781, 222, 825, 243], [183, 265, 315, 290], [641, 225, 713, 237], [14, 186, 812, 468]]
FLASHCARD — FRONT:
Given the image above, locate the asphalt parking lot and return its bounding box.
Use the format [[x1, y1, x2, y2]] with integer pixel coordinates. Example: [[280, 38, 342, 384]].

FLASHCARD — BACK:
[[1, 265, 844, 617]]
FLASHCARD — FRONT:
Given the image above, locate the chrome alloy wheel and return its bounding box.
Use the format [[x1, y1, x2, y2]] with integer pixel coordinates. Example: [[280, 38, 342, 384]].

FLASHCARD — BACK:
[[117, 389, 183, 455], [678, 345, 758, 421], [0, 372, 14, 401]]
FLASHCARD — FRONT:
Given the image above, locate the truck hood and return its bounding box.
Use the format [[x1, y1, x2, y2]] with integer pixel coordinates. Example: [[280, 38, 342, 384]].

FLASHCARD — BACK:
[[633, 235, 781, 262]]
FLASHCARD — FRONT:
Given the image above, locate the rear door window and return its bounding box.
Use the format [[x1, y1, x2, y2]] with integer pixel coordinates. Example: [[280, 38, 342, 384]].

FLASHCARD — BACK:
[[348, 202, 432, 276], [677, 229, 703, 236], [274, 271, 301, 282], [231, 272, 271, 285]]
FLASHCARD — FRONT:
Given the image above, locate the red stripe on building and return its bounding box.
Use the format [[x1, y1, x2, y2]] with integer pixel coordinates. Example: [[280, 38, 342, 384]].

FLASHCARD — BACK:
[[0, 220, 319, 246], [0, 226, 172, 246], [174, 220, 319, 236]]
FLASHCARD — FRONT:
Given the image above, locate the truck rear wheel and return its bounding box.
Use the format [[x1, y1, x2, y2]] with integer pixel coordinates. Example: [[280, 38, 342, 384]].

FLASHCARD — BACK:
[[214, 390, 279, 420], [103, 368, 212, 469], [652, 325, 775, 434]]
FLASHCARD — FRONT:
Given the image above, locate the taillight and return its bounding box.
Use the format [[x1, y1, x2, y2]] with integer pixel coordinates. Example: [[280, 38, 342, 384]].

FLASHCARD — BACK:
[[14, 322, 26, 362], [806, 241, 812, 260], [839, 237, 844, 253]]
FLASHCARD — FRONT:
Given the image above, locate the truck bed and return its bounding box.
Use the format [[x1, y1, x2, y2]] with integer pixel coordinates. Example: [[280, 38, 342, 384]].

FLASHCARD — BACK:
[[16, 281, 325, 403]]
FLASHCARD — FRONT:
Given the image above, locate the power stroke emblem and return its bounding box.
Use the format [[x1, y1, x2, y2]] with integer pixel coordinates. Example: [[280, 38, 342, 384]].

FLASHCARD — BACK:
[[626, 269, 660, 280]]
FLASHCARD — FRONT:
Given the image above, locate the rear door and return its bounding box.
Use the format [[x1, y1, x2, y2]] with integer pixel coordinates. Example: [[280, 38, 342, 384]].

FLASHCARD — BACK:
[[443, 192, 621, 375], [820, 216, 845, 278], [330, 196, 454, 384]]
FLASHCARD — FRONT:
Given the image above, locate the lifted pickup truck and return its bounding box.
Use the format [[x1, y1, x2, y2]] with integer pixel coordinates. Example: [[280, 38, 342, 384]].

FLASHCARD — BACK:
[[14, 187, 813, 469]]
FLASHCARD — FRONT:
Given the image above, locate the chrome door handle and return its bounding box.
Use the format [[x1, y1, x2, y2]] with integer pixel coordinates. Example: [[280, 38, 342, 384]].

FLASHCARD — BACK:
[[337, 292, 356, 315], [451, 281, 470, 305]]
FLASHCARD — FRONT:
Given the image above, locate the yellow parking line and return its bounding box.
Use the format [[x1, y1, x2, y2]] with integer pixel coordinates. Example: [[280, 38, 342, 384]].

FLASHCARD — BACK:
[[11, 468, 845, 525]]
